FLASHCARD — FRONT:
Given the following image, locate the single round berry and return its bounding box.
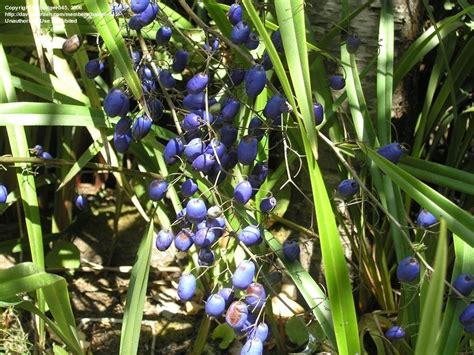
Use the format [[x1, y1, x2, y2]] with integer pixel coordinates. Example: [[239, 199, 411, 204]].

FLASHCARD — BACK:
[[137, 3, 159, 26], [131, 50, 142, 67], [228, 3, 243, 25], [129, 15, 144, 30], [131, 0, 150, 13], [220, 125, 238, 147], [156, 26, 172, 45], [186, 72, 209, 94], [396, 256, 420, 283], [453, 274, 474, 297], [232, 260, 255, 289], [132, 115, 153, 140], [185, 138, 205, 162], [237, 136, 258, 165], [245, 32, 260, 50], [385, 326, 405, 340], [148, 179, 168, 201], [74, 195, 88, 211], [337, 179, 359, 198], [416, 209, 437, 228], [241, 338, 263, 355], [221, 98, 241, 121], [245, 282, 266, 309], [104, 89, 129, 117], [177, 273, 196, 301], [282, 239, 300, 262], [32, 144, 44, 156], [206, 216, 225, 237], [329, 75, 345, 90], [183, 92, 206, 111], [186, 198, 207, 224], [261, 51, 273, 70], [459, 303, 474, 326], [271, 30, 284, 53], [248, 117, 265, 141], [205, 139, 226, 159], [40, 151, 53, 159], [159, 69, 176, 88], [164, 137, 185, 165], [245, 65, 267, 98], [220, 148, 239, 171], [85, 59, 105, 79], [198, 248, 215, 266], [181, 179, 198, 197], [0, 184, 8, 204], [313, 102, 324, 125], [260, 196, 277, 213], [231, 21, 251, 44], [193, 227, 216, 248], [234, 180, 253, 205], [114, 130, 132, 153], [229, 68, 245, 86], [250, 323, 269, 342], [182, 113, 201, 132], [172, 49, 189, 72], [251, 162, 269, 183], [148, 97, 164, 121], [192, 153, 216, 173], [263, 94, 289, 120], [174, 229, 194, 251], [377, 142, 405, 163], [205, 294, 226, 317], [155, 229, 174, 251], [346, 34, 361, 53], [238, 225, 262, 246], [225, 301, 249, 330]]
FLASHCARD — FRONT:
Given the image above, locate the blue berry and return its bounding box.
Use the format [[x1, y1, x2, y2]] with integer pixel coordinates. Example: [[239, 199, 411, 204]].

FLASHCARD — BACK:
[[234, 180, 253, 204], [453, 274, 474, 297], [245, 65, 266, 98], [177, 274, 196, 301], [385, 326, 405, 340], [459, 304, 474, 326], [313, 102, 324, 125], [198, 248, 215, 266], [232, 260, 255, 289], [181, 179, 198, 197], [174, 229, 194, 251], [329, 75, 345, 90], [282, 240, 300, 262], [155, 229, 174, 251], [251, 162, 269, 182], [148, 97, 164, 122], [248, 117, 265, 141], [186, 72, 209, 94], [172, 49, 189, 72], [137, 3, 159, 26], [85, 59, 105, 79], [205, 139, 226, 158], [0, 184, 8, 204], [263, 94, 289, 120], [186, 198, 207, 224], [225, 301, 249, 330], [396, 256, 420, 283], [104, 89, 129, 117], [32, 144, 44, 156], [192, 153, 216, 173], [271, 30, 283, 53], [229, 68, 245, 86], [74, 195, 88, 211], [231, 21, 251, 45], [40, 151, 53, 159], [249, 323, 269, 342], [218, 288, 234, 307], [182, 113, 201, 132], [237, 136, 258, 165], [377, 142, 405, 163], [185, 138, 205, 162], [193, 227, 216, 248], [206, 216, 226, 237], [220, 125, 238, 147], [205, 294, 226, 317], [183, 92, 206, 111], [220, 148, 239, 170], [238, 225, 262, 246], [260, 196, 277, 213], [228, 4, 243, 25], [245, 32, 260, 50], [346, 34, 361, 53], [111, 2, 129, 16], [221, 98, 241, 121], [131, 0, 149, 14], [245, 282, 266, 309], [129, 15, 144, 30], [148, 179, 168, 201], [337, 179, 359, 198], [416, 209, 437, 228], [261, 51, 273, 70], [164, 137, 185, 165], [131, 50, 142, 67], [132, 115, 153, 140], [241, 338, 263, 355], [159, 69, 176, 88], [114, 130, 132, 153], [156, 26, 172, 45]]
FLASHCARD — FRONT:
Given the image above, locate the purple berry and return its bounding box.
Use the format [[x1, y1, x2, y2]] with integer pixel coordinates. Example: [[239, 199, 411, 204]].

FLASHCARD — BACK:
[[225, 301, 249, 330], [177, 273, 196, 301], [232, 260, 255, 289], [237, 136, 258, 165], [148, 97, 164, 121], [148, 179, 168, 201], [159, 69, 176, 88], [85, 59, 105, 79], [164, 136, 185, 165], [220, 125, 238, 147], [156, 26, 172, 45], [74, 195, 88, 211], [185, 138, 205, 162], [231, 21, 251, 44], [329, 74, 345, 90], [251, 162, 269, 182], [186, 198, 207, 224], [249, 323, 269, 342], [459, 304, 474, 326], [346, 34, 361, 53], [155, 229, 174, 251], [172, 49, 189, 72], [132, 115, 153, 140], [205, 294, 226, 317], [282, 239, 300, 262], [221, 98, 241, 121], [261, 51, 273, 70], [245, 32, 260, 50], [245, 282, 266, 309], [183, 92, 206, 111], [245, 65, 266, 98], [337, 179, 359, 198], [397, 256, 420, 283], [263, 94, 289, 120], [186, 72, 209, 94], [220, 148, 239, 170], [241, 338, 263, 355], [182, 113, 201, 132], [131, 0, 149, 14], [32, 144, 44, 156], [174, 229, 194, 251], [193, 227, 216, 248], [229, 68, 245, 86], [137, 3, 159, 26], [205, 139, 226, 158], [416, 209, 437, 228], [0, 184, 8, 204], [104, 89, 129, 117], [228, 4, 243, 25], [114, 130, 132, 153], [453, 274, 474, 297], [377, 142, 405, 163], [40, 151, 53, 159], [260, 196, 277, 213], [271, 30, 283, 53], [192, 153, 216, 173], [218, 288, 234, 306], [206, 216, 225, 237], [238, 225, 262, 246], [129, 15, 144, 30], [198, 248, 215, 266], [234, 180, 253, 204], [313, 102, 324, 125], [181, 179, 198, 197], [385, 326, 405, 340]]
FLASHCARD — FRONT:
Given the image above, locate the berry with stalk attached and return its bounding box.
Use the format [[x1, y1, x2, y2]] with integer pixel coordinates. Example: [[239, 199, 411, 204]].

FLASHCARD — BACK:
[[192, 153, 216, 173], [234, 180, 253, 205], [337, 179, 359, 198], [232, 260, 255, 289], [186, 72, 209, 94], [172, 49, 189, 72], [148, 179, 168, 201], [231, 21, 251, 44], [184, 138, 206, 162], [377, 142, 405, 163], [241, 338, 263, 355], [174, 229, 194, 252], [104, 89, 129, 117], [132, 115, 153, 140], [245, 65, 267, 98], [181, 179, 198, 197], [237, 136, 258, 165], [164, 136, 185, 165], [416, 209, 437, 228], [396, 256, 420, 283], [283, 239, 300, 262], [228, 3, 243, 25], [155, 229, 174, 251], [193, 227, 216, 248], [186, 198, 207, 224], [205, 294, 226, 317], [225, 301, 249, 330], [198, 248, 215, 266], [453, 274, 474, 297], [346, 34, 361, 53], [183, 92, 206, 111], [156, 26, 172, 45], [245, 282, 266, 309], [260, 196, 277, 213], [238, 225, 262, 246], [130, 0, 150, 14]]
